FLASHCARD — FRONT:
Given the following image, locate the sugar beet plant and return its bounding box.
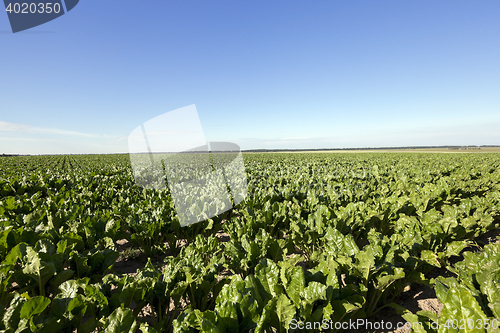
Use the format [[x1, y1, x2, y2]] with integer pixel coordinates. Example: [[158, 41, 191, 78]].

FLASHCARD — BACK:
[[0, 152, 499, 332]]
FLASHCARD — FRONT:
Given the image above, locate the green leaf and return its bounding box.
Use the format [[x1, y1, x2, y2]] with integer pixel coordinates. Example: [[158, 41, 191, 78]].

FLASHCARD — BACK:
[[275, 294, 295, 330], [421, 250, 441, 268], [34, 239, 56, 257], [282, 266, 305, 307], [301, 281, 327, 319], [20, 296, 50, 319], [324, 227, 359, 257], [322, 303, 334, 321], [50, 279, 80, 318], [374, 268, 405, 291], [255, 298, 274, 333], [438, 284, 488, 333], [22, 247, 56, 296], [103, 307, 138, 333], [3, 293, 26, 331], [139, 322, 159, 333], [239, 294, 261, 330], [444, 241, 469, 258], [402, 311, 437, 333], [254, 259, 281, 299], [214, 278, 243, 331], [476, 273, 500, 318], [353, 250, 375, 282], [78, 317, 99, 333], [330, 298, 363, 322]]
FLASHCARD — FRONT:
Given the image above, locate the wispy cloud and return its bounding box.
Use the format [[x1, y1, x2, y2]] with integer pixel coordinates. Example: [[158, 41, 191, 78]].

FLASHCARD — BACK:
[[277, 136, 310, 141], [0, 121, 113, 138], [0, 121, 130, 154]]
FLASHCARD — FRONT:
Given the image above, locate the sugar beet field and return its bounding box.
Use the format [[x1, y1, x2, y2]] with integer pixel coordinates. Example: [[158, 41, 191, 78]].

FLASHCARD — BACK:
[[0, 152, 500, 333]]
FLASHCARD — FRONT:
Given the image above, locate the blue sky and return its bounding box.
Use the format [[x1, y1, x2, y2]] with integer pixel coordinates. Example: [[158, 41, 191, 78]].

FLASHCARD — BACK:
[[1, 0, 499, 154]]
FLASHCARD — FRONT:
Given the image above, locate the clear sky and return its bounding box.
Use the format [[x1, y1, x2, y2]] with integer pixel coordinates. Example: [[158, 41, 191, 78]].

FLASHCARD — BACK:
[[1, 1, 499, 154]]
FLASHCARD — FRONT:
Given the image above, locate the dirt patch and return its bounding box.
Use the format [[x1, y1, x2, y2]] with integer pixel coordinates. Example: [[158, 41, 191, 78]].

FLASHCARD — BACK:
[[116, 238, 131, 251], [114, 256, 146, 276], [217, 268, 234, 283], [215, 230, 230, 243], [346, 283, 443, 333], [396, 283, 443, 316], [476, 228, 500, 246]]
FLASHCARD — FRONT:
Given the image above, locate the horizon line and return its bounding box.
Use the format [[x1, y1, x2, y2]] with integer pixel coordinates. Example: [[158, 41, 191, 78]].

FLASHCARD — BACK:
[[2, 145, 500, 156]]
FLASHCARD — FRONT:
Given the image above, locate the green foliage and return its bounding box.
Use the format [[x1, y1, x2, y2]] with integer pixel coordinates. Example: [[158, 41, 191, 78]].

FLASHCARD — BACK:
[[0, 152, 499, 332]]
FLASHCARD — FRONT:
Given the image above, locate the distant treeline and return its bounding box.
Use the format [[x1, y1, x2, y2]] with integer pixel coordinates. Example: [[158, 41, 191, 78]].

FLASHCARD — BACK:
[[242, 145, 500, 153]]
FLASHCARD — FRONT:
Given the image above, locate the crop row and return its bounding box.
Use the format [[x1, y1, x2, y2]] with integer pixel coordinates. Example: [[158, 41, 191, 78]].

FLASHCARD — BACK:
[[0, 153, 499, 332]]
